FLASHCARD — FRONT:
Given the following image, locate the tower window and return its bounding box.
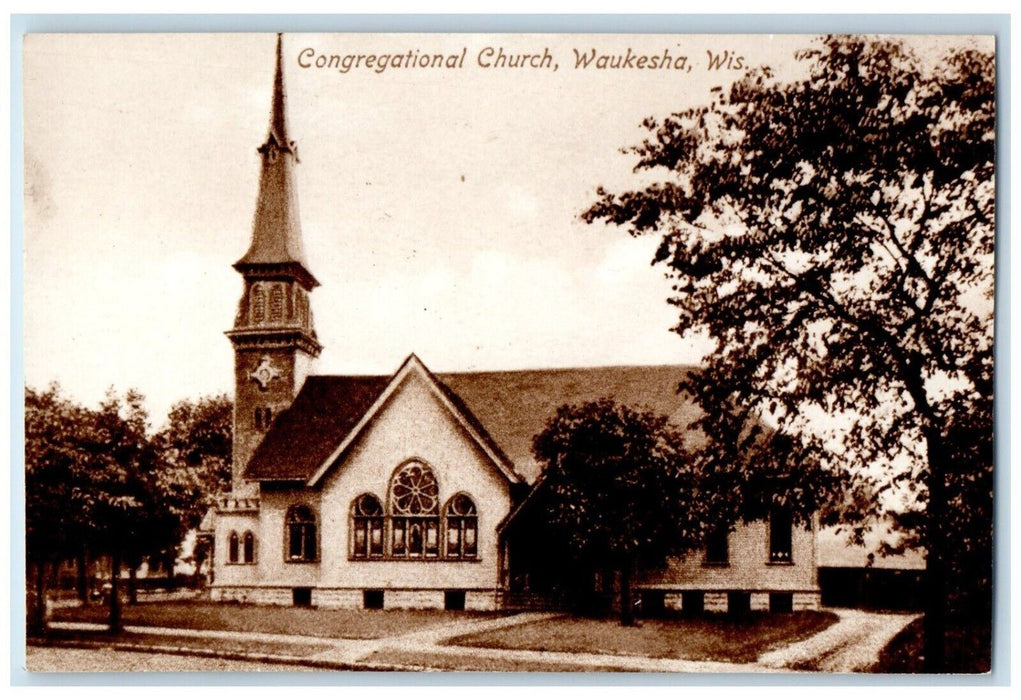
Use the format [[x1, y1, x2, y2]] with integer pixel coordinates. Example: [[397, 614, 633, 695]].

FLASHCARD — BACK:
[[254, 407, 273, 431], [251, 286, 266, 323], [270, 285, 284, 321], [243, 531, 257, 564], [228, 531, 239, 564]]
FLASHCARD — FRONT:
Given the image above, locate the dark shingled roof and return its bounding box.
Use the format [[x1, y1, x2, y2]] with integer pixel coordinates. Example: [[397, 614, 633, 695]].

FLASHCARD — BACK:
[[439, 366, 700, 482], [244, 375, 390, 481], [244, 365, 700, 484]]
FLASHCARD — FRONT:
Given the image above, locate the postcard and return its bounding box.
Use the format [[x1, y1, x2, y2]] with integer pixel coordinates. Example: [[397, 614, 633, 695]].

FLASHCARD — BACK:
[[21, 31, 995, 675]]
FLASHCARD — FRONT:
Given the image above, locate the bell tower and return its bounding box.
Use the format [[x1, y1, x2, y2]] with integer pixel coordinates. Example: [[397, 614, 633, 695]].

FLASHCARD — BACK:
[[227, 34, 322, 496]]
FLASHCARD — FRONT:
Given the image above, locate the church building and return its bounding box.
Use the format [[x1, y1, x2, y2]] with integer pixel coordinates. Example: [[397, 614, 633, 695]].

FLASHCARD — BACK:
[[207, 37, 821, 614]]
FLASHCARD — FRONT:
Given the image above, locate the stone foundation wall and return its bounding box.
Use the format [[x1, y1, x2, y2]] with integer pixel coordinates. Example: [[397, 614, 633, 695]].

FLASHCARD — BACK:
[[793, 592, 821, 610], [704, 592, 728, 613], [210, 586, 293, 606], [384, 590, 445, 610], [465, 591, 497, 611], [313, 589, 364, 609], [750, 592, 771, 611], [664, 593, 684, 612], [211, 586, 500, 610]]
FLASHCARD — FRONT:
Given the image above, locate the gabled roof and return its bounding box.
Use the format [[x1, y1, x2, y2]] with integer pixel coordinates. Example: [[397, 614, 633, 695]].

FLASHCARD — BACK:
[[440, 365, 700, 482], [304, 355, 523, 487], [244, 374, 390, 481], [244, 361, 700, 485]]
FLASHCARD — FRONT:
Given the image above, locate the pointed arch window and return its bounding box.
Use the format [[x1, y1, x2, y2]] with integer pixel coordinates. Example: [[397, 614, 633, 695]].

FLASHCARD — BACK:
[[243, 531, 257, 564], [351, 494, 384, 559], [286, 505, 318, 562], [389, 461, 439, 558], [228, 531, 240, 564], [445, 494, 478, 559]]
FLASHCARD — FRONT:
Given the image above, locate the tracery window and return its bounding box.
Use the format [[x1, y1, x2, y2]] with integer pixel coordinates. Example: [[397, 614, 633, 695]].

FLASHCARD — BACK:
[[389, 462, 440, 558], [228, 531, 240, 564], [286, 505, 317, 562], [243, 531, 257, 563], [351, 494, 384, 559], [445, 493, 478, 559]]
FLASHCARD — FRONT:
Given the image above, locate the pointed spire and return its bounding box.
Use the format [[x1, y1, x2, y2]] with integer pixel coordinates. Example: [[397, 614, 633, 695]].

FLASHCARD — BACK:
[[269, 33, 290, 149], [234, 33, 318, 289]]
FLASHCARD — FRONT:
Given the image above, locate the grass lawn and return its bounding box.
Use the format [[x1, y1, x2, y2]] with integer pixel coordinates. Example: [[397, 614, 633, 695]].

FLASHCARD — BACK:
[[445, 611, 838, 664], [871, 618, 991, 673], [51, 601, 500, 640]]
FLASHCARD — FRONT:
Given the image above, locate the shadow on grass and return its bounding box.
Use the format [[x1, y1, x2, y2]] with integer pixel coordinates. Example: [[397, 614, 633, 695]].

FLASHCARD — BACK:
[[444, 611, 838, 664], [50, 600, 505, 640], [870, 618, 991, 674]]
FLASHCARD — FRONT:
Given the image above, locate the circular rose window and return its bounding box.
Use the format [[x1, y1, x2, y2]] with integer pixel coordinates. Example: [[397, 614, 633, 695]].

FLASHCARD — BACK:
[[390, 462, 439, 515]]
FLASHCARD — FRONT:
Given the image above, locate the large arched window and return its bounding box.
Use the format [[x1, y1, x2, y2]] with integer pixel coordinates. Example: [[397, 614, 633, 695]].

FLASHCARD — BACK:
[[243, 531, 257, 564], [445, 493, 478, 559], [228, 531, 240, 564], [389, 461, 440, 558], [351, 494, 384, 559], [286, 505, 317, 562]]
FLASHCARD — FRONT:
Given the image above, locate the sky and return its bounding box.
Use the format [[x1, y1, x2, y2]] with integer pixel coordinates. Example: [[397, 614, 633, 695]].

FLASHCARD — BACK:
[[21, 32, 983, 426]]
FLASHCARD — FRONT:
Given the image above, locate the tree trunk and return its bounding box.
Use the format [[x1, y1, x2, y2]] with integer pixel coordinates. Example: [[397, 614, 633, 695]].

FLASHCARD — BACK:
[[900, 358, 948, 673], [619, 564, 636, 627], [923, 425, 948, 672], [27, 561, 48, 636], [128, 561, 138, 605], [108, 550, 122, 634], [76, 547, 89, 606]]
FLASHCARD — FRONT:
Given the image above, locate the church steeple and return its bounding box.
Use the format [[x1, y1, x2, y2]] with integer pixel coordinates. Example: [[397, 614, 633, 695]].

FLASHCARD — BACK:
[[234, 33, 318, 290], [227, 34, 322, 496]]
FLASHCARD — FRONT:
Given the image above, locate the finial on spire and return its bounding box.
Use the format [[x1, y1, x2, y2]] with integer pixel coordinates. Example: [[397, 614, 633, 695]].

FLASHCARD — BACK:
[[269, 33, 289, 146]]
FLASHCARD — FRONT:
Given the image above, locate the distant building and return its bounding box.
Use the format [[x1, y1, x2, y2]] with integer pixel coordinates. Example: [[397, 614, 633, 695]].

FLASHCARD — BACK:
[[205, 36, 821, 614]]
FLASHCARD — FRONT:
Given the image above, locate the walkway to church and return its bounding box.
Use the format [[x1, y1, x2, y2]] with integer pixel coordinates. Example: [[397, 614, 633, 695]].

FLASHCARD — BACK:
[[47, 607, 918, 673]]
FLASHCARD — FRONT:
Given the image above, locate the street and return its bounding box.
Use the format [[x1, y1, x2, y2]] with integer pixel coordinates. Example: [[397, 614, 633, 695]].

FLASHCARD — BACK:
[[25, 646, 312, 673]]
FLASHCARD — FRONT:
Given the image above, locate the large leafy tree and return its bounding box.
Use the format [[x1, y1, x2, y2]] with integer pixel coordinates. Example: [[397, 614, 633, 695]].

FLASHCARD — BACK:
[[153, 394, 232, 581], [154, 396, 232, 531], [584, 36, 994, 670], [25, 385, 96, 633], [25, 388, 232, 633], [532, 400, 700, 626]]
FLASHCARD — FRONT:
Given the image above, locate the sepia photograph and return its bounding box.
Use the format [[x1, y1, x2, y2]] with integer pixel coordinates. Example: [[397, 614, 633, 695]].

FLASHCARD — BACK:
[[20, 28, 996, 676]]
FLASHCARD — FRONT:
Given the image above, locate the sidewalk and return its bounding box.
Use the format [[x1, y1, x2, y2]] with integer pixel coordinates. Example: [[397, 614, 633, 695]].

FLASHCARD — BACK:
[[44, 607, 918, 673]]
